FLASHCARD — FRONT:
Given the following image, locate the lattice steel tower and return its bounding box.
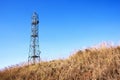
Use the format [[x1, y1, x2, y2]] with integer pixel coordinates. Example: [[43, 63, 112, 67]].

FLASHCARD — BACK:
[[28, 12, 40, 64]]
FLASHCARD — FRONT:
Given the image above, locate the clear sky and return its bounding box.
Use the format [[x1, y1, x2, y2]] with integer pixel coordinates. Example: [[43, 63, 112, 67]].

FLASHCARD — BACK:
[[0, 0, 120, 69]]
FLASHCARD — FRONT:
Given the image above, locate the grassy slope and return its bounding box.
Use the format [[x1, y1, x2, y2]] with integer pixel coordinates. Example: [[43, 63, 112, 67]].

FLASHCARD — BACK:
[[0, 46, 120, 80]]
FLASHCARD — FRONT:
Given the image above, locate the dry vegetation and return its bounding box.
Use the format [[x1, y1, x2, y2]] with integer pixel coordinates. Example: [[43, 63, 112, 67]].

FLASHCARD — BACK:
[[0, 44, 120, 80]]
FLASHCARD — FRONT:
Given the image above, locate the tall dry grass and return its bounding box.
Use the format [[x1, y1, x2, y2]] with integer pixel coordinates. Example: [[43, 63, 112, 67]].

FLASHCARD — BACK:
[[0, 44, 120, 80]]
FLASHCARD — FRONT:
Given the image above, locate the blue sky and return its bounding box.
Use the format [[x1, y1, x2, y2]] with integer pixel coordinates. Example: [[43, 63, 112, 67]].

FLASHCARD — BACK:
[[0, 0, 120, 69]]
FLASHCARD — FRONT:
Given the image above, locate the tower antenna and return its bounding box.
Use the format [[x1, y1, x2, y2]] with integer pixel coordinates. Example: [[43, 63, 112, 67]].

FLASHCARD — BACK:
[[28, 12, 40, 64]]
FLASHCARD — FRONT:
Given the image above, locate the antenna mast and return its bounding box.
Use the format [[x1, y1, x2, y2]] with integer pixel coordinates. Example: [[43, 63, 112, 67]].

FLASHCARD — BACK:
[[28, 12, 40, 64]]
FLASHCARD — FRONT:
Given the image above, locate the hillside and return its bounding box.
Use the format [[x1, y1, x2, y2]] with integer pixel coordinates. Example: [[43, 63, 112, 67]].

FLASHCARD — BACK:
[[0, 45, 120, 80]]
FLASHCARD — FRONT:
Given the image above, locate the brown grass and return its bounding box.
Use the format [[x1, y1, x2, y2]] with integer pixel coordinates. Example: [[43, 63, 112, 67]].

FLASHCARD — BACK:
[[0, 45, 120, 80]]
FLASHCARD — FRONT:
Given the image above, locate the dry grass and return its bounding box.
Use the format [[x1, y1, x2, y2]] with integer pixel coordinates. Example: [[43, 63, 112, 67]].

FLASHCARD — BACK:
[[0, 45, 120, 80]]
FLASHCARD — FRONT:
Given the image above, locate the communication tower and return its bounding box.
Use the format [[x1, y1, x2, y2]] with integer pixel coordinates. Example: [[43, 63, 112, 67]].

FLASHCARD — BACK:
[[28, 12, 40, 64]]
